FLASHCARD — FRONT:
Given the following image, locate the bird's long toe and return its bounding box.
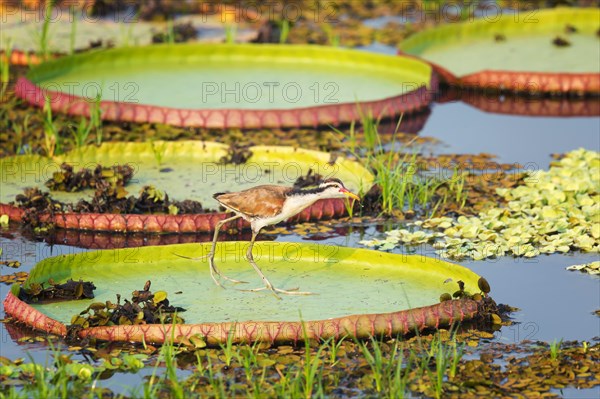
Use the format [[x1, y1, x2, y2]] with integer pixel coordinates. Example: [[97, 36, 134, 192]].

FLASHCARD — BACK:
[[239, 285, 316, 297]]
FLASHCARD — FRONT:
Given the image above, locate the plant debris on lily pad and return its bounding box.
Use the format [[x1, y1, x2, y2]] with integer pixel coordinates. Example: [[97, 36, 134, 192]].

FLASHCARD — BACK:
[[219, 144, 253, 165], [71, 184, 205, 216], [361, 149, 600, 260], [18, 279, 96, 303], [45, 163, 134, 193], [293, 169, 324, 189], [13, 183, 208, 231], [14, 188, 64, 231], [68, 280, 185, 335]]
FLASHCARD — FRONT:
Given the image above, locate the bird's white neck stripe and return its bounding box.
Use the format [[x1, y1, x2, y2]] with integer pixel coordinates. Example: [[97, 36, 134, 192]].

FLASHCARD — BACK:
[[280, 193, 321, 216]]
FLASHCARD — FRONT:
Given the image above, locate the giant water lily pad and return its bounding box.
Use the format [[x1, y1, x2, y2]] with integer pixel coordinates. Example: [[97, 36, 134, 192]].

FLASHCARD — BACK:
[[0, 141, 372, 232], [399, 8, 600, 94], [16, 43, 434, 128], [4, 242, 490, 345]]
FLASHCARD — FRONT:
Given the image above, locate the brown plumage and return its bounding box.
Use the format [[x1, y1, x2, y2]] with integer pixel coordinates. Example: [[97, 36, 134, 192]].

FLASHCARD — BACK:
[[214, 185, 289, 219]]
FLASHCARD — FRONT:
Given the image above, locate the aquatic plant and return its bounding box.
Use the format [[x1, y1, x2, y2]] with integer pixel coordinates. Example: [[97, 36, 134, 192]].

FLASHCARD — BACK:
[[550, 339, 563, 361], [279, 19, 290, 44], [337, 114, 467, 217], [90, 92, 103, 145], [42, 95, 62, 157], [150, 140, 167, 166], [166, 18, 176, 45], [322, 23, 340, 47], [39, 0, 55, 59], [225, 24, 237, 44], [0, 46, 11, 83], [361, 149, 600, 260], [69, 8, 77, 55], [566, 261, 600, 275], [2, 331, 598, 398], [0, 38, 12, 98], [12, 114, 29, 155], [69, 115, 94, 148]]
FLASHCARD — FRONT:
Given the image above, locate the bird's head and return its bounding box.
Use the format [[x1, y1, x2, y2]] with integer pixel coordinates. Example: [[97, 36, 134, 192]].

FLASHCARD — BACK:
[[318, 178, 361, 201]]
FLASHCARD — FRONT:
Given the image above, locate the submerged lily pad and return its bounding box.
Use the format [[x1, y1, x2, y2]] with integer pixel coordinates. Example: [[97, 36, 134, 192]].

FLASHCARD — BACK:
[[4, 242, 490, 345], [399, 8, 600, 93]]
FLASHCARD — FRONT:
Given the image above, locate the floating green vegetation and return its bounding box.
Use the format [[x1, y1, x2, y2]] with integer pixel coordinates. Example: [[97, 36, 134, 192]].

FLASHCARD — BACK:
[[361, 149, 600, 260], [0, 271, 28, 285], [1, 333, 598, 399], [566, 261, 600, 275]]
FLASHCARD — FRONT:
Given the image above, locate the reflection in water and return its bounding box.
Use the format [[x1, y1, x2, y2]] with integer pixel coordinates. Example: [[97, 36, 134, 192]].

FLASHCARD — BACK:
[[41, 229, 257, 250], [419, 98, 599, 169], [440, 88, 600, 118]]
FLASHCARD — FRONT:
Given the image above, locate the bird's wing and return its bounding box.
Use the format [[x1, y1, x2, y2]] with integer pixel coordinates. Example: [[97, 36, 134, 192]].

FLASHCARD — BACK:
[[215, 185, 289, 218]]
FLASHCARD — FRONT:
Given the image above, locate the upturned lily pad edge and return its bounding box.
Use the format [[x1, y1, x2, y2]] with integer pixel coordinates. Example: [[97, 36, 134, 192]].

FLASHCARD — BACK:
[[15, 43, 437, 128], [399, 8, 600, 94], [0, 141, 373, 233], [3, 289, 492, 346], [3, 243, 496, 346]]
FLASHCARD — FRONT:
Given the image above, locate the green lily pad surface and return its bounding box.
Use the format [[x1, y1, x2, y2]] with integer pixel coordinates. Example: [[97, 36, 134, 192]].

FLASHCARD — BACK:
[[27, 43, 432, 109], [399, 8, 600, 76], [21, 242, 481, 323], [0, 141, 372, 209]]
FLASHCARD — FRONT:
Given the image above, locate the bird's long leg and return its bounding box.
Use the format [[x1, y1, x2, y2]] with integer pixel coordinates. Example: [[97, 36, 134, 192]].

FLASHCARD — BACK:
[[241, 230, 315, 298], [207, 215, 247, 286], [173, 214, 245, 287]]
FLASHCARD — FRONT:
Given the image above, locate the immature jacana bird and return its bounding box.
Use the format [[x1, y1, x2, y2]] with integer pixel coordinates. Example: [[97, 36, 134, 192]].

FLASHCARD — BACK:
[[181, 178, 360, 298]]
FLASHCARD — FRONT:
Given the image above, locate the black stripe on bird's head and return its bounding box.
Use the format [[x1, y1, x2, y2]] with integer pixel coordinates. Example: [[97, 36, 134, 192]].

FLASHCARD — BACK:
[[287, 178, 360, 202], [318, 178, 345, 190]]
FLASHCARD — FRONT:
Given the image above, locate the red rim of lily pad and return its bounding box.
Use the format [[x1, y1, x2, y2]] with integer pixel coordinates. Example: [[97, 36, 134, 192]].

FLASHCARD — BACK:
[[3, 290, 486, 345], [3, 243, 492, 346], [0, 142, 372, 233], [0, 200, 348, 234], [438, 88, 600, 117], [43, 229, 256, 250], [399, 8, 600, 95], [15, 43, 436, 128]]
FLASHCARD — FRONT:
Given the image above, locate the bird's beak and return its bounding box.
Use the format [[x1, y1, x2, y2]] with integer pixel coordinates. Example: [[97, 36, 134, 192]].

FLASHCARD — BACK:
[[341, 188, 361, 201]]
